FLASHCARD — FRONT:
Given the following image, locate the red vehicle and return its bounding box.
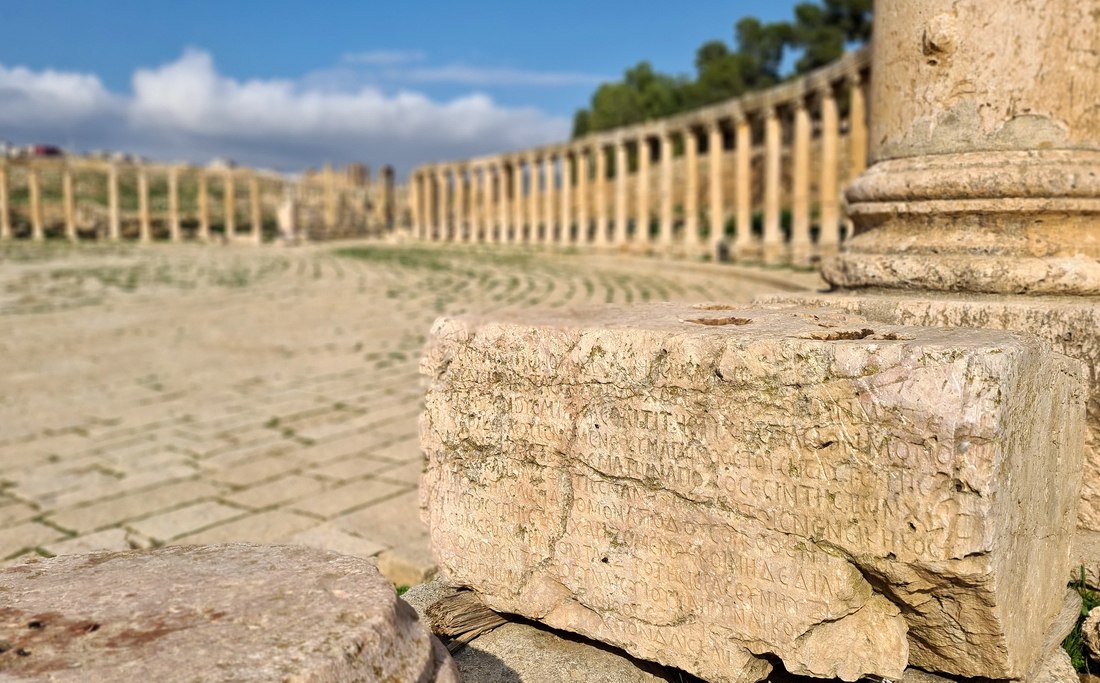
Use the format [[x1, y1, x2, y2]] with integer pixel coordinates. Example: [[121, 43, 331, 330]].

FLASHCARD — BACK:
[[30, 144, 63, 157]]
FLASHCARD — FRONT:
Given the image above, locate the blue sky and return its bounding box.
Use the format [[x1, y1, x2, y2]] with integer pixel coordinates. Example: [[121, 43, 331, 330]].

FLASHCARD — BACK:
[[1, 1, 796, 176]]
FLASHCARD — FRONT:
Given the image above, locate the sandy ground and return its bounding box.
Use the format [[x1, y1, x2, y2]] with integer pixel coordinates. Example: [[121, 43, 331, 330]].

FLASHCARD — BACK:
[[0, 238, 824, 585]]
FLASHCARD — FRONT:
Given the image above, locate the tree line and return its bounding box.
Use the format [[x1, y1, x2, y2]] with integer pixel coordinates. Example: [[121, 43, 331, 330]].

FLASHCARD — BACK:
[[571, 0, 872, 138]]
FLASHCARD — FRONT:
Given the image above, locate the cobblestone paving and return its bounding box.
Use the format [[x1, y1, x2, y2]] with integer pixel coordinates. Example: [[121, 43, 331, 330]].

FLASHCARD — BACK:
[[0, 239, 823, 586]]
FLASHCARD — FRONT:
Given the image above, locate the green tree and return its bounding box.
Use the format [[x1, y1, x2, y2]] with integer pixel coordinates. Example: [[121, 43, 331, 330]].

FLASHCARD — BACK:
[[570, 0, 872, 139]]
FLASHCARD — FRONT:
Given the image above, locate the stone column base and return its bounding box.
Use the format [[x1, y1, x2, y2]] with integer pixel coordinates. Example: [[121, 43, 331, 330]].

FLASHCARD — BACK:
[[825, 150, 1100, 295]]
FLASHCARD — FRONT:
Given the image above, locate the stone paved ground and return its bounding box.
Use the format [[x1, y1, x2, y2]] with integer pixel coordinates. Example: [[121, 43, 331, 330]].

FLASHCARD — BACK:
[[0, 239, 823, 586]]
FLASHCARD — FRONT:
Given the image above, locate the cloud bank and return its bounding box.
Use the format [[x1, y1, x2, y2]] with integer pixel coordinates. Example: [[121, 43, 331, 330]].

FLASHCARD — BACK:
[[0, 50, 575, 176]]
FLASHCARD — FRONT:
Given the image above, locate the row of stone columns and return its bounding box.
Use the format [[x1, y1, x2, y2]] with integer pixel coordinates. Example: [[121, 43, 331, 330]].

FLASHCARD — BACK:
[[0, 162, 276, 243], [409, 62, 869, 264]]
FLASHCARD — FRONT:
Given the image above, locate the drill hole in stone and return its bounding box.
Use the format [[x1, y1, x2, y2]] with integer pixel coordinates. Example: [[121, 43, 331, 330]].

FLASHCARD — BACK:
[[27, 620, 44, 630], [15, 649, 30, 657], [685, 317, 752, 327]]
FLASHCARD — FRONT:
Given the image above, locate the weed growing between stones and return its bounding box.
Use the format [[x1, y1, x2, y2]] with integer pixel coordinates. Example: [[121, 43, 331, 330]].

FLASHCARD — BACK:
[[1064, 567, 1100, 672]]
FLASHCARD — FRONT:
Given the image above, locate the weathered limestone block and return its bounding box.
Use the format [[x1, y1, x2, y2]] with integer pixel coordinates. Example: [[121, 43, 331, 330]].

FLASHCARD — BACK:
[[404, 581, 681, 682], [0, 544, 458, 682], [761, 293, 1100, 532], [420, 303, 1085, 683]]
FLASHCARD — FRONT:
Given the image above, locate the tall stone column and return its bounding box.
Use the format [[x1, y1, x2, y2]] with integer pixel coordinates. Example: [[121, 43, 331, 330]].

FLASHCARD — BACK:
[[437, 167, 450, 241], [496, 163, 508, 243], [762, 107, 783, 263], [636, 135, 651, 244], [480, 163, 491, 243], [542, 155, 555, 245], [408, 172, 420, 239], [420, 171, 430, 240], [659, 130, 674, 247], [595, 144, 608, 246], [107, 163, 121, 242], [465, 165, 477, 241], [734, 115, 753, 258], [790, 99, 812, 265], [707, 120, 725, 257], [825, 0, 1100, 294], [322, 166, 337, 238], [684, 127, 700, 249], [249, 175, 262, 244], [784, 0, 1100, 540], [847, 71, 868, 180], [512, 159, 524, 242], [225, 171, 237, 241], [197, 171, 210, 242], [28, 165, 43, 241], [455, 166, 468, 243], [138, 166, 151, 242], [0, 162, 9, 240], [63, 164, 77, 242], [168, 167, 181, 243], [560, 152, 572, 244], [577, 148, 589, 243], [614, 138, 628, 245], [818, 85, 841, 255]]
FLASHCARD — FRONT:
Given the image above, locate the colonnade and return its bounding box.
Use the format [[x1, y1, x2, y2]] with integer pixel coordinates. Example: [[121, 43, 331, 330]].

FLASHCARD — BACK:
[[408, 48, 869, 264], [0, 160, 396, 243]]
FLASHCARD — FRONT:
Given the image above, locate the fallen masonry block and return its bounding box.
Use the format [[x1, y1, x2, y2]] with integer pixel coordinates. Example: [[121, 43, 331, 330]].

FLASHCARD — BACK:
[[759, 292, 1100, 535], [0, 544, 457, 682], [420, 303, 1085, 683]]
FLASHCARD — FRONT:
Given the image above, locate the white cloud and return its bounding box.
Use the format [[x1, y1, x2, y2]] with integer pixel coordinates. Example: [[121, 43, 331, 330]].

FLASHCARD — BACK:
[[0, 64, 119, 126], [0, 50, 572, 175], [400, 64, 607, 87], [341, 49, 426, 66]]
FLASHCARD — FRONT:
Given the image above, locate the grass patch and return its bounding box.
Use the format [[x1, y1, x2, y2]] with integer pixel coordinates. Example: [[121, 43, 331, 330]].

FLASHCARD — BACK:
[[1064, 567, 1100, 673], [335, 245, 451, 271]]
